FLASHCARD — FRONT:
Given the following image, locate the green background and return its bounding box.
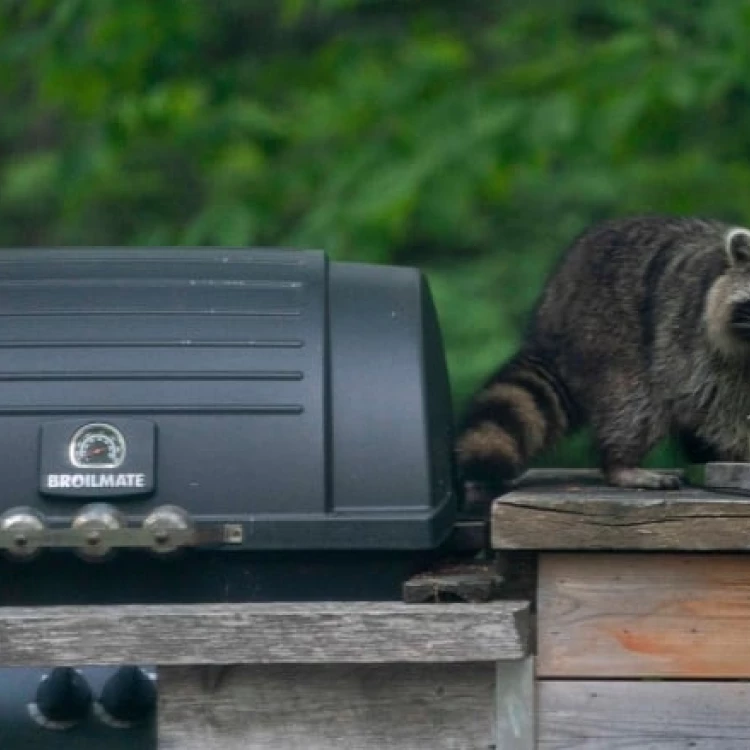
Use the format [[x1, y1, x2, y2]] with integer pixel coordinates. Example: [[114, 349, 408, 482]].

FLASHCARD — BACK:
[[3, 0, 750, 469]]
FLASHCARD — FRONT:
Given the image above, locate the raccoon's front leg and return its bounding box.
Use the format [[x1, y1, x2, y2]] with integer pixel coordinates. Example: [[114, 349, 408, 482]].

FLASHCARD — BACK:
[[590, 386, 680, 490]]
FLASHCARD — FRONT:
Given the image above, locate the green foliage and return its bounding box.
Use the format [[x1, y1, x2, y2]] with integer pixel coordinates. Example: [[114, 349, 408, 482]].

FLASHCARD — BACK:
[[3, 0, 750, 467]]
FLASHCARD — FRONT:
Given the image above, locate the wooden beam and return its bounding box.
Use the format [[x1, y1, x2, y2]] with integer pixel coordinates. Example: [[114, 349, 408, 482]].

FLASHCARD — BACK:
[[158, 663, 499, 750], [492, 468, 750, 550], [537, 553, 750, 678], [0, 601, 529, 667], [539, 680, 750, 748]]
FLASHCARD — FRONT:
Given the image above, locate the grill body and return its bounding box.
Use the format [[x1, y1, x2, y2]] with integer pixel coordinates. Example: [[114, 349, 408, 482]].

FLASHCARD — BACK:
[[0, 248, 457, 603]]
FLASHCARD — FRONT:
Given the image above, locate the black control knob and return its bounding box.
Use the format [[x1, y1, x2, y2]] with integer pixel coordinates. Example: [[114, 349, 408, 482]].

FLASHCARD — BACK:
[[98, 666, 156, 726], [34, 667, 92, 727]]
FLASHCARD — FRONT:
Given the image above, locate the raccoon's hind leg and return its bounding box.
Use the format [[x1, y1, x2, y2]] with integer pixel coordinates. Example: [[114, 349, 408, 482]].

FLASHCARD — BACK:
[[590, 376, 681, 490]]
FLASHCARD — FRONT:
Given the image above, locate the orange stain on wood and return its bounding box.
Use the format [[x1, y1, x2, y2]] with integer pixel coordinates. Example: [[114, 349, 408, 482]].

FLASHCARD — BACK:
[[609, 628, 675, 657], [600, 621, 746, 677]]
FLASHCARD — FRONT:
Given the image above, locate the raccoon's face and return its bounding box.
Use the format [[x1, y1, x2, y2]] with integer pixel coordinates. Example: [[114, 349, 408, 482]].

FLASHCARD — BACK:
[[706, 228, 750, 353]]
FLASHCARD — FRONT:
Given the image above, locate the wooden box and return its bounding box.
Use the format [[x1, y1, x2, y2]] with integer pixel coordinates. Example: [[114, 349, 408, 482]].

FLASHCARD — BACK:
[[494, 470, 750, 748]]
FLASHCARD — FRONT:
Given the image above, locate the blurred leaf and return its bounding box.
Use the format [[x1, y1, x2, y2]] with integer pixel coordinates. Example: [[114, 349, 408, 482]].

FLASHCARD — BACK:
[[2, 152, 59, 203], [2, 0, 750, 470]]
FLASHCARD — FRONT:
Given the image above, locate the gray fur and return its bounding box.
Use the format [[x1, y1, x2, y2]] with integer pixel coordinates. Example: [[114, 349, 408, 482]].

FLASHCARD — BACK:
[[462, 215, 750, 490]]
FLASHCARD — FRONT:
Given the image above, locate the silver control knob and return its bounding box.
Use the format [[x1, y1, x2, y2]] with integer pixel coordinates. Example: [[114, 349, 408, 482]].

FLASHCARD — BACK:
[[0, 508, 46, 559], [71, 503, 125, 559], [142, 505, 193, 554]]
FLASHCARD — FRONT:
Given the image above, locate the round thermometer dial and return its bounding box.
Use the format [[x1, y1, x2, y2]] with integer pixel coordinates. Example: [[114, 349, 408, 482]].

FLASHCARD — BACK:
[[69, 424, 127, 469]]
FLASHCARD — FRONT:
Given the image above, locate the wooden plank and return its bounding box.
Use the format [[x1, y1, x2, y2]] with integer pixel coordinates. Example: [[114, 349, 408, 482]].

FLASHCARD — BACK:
[[539, 680, 750, 749], [159, 663, 499, 750], [402, 561, 504, 603], [0, 601, 529, 667], [492, 468, 750, 550], [538, 553, 750, 678], [496, 656, 535, 749]]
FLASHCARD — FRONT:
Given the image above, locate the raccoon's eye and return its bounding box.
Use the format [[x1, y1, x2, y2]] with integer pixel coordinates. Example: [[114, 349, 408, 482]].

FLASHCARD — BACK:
[[730, 299, 750, 338]]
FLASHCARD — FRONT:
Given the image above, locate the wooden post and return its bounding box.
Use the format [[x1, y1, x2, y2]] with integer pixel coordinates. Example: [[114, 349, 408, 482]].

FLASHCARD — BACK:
[[496, 656, 535, 749]]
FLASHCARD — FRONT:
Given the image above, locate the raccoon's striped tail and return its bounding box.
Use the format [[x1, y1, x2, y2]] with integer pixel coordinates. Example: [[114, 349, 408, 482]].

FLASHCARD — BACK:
[[456, 351, 577, 491]]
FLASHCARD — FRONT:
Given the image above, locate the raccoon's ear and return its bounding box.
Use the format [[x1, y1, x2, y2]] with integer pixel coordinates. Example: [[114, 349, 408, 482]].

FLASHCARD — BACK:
[[725, 228, 750, 265]]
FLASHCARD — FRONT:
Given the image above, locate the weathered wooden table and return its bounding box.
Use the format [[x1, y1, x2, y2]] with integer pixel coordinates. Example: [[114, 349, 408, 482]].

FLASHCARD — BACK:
[[11, 467, 747, 748], [494, 468, 750, 748], [0, 600, 532, 749]]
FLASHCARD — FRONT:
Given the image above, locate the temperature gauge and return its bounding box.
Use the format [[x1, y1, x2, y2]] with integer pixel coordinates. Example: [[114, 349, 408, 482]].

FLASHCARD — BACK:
[[69, 424, 127, 469]]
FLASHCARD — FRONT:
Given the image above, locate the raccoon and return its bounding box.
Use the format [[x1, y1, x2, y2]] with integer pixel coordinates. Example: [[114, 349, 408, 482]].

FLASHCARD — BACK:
[[456, 215, 750, 494]]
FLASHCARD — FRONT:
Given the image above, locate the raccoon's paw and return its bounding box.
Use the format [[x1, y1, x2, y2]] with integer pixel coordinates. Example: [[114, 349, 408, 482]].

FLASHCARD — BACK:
[[606, 468, 681, 490]]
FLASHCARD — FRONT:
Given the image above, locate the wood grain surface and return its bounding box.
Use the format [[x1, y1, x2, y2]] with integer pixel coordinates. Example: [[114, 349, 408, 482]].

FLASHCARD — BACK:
[[492, 469, 750, 550], [539, 680, 750, 749], [159, 663, 499, 750], [0, 600, 529, 666], [538, 553, 750, 678]]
